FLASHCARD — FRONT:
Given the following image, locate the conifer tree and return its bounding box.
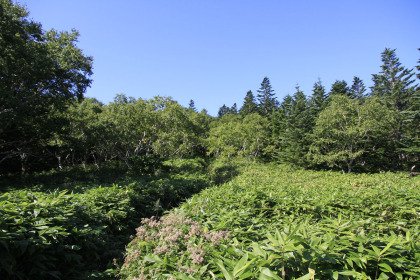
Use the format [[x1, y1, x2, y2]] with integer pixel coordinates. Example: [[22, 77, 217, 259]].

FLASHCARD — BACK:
[[230, 103, 238, 114], [257, 77, 278, 116], [218, 104, 229, 117], [417, 48, 420, 80], [329, 80, 350, 97], [270, 95, 292, 157], [371, 48, 416, 112], [240, 90, 258, 115], [370, 48, 418, 169], [399, 49, 420, 166], [349, 76, 366, 101], [310, 79, 328, 114], [278, 87, 313, 167], [188, 99, 197, 112]]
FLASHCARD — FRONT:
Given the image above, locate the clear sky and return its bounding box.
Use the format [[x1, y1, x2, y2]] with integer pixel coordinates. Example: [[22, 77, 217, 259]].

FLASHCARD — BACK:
[[20, 0, 420, 116]]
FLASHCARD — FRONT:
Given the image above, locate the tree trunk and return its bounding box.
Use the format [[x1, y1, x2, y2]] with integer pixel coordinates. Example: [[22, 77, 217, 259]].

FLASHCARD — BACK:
[[20, 152, 28, 175]]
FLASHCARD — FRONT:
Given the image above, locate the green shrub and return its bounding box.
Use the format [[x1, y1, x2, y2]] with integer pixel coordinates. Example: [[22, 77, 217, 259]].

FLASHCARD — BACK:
[[121, 161, 420, 279], [0, 159, 216, 279], [0, 186, 139, 279]]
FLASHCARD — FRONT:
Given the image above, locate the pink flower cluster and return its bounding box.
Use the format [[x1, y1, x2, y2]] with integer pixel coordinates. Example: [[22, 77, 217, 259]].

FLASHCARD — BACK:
[[124, 213, 231, 278]]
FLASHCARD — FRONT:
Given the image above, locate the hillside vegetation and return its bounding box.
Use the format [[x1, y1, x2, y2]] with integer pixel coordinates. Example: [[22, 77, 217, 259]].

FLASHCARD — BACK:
[[1, 1, 420, 279], [122, 161, 420, 280], [0, 159, 228, 279]]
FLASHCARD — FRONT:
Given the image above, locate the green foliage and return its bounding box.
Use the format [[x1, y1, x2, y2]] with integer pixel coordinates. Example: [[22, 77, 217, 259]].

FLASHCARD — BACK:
[[122, 160, 420, 279], [257, 77, 279, 117], [240, 90, 258, 116], [276, 87, 314, 167], [0, 159, 216, 279], [329, 80, 350, 97], [369, 48, 418, 169], [218, 104, 239, 117], [309, 95, 396, 173], [310, 79, 329, 114], [371, 48, 417, 112], [0, 187, 133, 279], [45, 95, 211, 174], [0, 0, 93, 174], [206, 114, 270, 160], [349, 77, 367, 101]]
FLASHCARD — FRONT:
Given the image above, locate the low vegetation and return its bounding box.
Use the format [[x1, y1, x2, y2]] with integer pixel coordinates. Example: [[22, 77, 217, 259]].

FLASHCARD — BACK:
[[122, 161, 420, 279], [0, 159, 221, 279]]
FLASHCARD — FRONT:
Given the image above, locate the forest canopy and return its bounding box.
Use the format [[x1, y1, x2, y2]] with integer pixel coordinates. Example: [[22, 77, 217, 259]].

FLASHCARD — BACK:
[[1, 0, 419, 175]]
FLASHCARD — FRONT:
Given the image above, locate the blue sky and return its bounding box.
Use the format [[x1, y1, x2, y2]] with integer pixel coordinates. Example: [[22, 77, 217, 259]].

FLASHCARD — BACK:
[[21, 0, 420, 116]]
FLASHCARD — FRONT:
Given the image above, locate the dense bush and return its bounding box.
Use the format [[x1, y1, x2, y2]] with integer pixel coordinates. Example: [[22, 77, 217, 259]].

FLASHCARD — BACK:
[[0, 158, 217, 280], [121, 161, 420, 279]]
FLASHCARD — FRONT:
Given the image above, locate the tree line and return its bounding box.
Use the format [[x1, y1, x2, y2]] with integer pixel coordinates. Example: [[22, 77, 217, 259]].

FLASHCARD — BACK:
[[1, 0, 419, 174], [217, 49, 419, 173]]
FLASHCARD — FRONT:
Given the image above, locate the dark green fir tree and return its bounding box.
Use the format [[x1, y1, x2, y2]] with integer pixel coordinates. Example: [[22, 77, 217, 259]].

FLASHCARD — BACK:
[[310, 79, 328, 114], [257, 77, 278, 116], [278, 86, 314, 167], [229, 103, 238, 114], [371, 48, 417, 112], [239, 90, 258, 115], [370, 48, 418, 169], [218, 104, 230, 117], [188, 99, 197, 112], [349, 76, 366, 101], [329, 80, 349, 97]]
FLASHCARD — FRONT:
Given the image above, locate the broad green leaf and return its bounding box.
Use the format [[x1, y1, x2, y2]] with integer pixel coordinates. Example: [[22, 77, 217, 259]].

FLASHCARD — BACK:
[[252, 242, 267, 258], [215, 259, 233, 280], [378, 272, 390, 279], [339, 271, 362, 277], [233, 253, 248, 276], [379, 263, 394, 274], [260, 267, 282, 280]]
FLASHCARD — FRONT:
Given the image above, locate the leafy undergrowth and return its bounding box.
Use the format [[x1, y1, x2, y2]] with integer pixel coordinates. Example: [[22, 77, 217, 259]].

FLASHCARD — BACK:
[[121, 162, 420, 280], [0, 158, 234, 280]]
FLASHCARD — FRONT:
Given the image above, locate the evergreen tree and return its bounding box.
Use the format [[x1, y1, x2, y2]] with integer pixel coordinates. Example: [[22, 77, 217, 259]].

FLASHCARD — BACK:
[[269, 95, 292, 159], [279, 95, 293, 117], [399, 49, 420, 167], [417, 48, 420, 80], [278, 87, 314, 167], [370, 48, 418, 169], [349, 76, 366, 101], [400, 89, 420, 167], [217, 103, 237, 117], [257, 77, 278, 116], [239, 90, 258, 115], [218, 104, 230, 118], [329, 80, 350, 97], [310, 79, 328, 114], [188, 99, 197, 112], [371, 48, 417, 112], [229, 103, 238, 114]]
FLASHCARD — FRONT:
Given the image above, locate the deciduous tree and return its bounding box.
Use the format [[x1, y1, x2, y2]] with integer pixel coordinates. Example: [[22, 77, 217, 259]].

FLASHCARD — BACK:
[[309, 95, 395, 173], [0, 0, 93, 173]]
